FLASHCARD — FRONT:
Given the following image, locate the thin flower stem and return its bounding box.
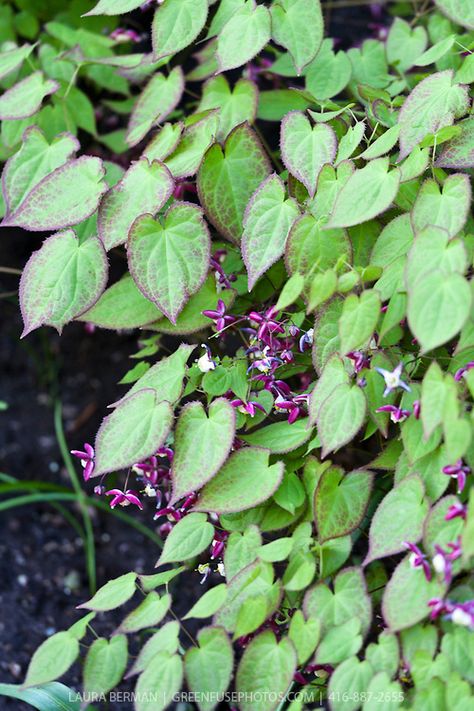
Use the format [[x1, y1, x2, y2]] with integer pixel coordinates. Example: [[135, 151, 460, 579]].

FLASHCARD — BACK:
[[0, 266, 22, 275]]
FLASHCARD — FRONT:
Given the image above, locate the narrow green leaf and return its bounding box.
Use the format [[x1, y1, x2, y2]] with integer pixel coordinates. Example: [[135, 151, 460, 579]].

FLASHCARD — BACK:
[[126, 67, 184, 147], [78, 572, 137, 612], [0, 71, 58, 120], [184, 585, 228, 620]]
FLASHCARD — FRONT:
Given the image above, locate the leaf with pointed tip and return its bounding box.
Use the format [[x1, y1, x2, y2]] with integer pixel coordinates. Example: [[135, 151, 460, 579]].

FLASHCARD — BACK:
[[398, 71, 469, 161], [118, 592, 171, 633], [236, 631, 296, 711], [386, 17, 428, 72], [98, 158, 174, 251], [436, 117, 474, 169], [304, 567, 372, 635], [143, 122, 184, 163], [317, 382, 366, 457], [240, 418, 312, 454], [382, 555, 447, 631], [328, 657, 374, 711], [83, 636, 128, 698], [185, 627, 233, 711], [20, 231, 108, 337], [126, 67, 184, 147], [216, 1, 271, 73], [1, 127, 78, 216], [94, 390, 173, 476], [271, 0, 323, 74], [198, 76, 258, 141], [2, 156, 107, 232], [359, 124, 400, 160], [411, 174, 471, 238], [126, 622, 179, 678], [184, 585, 227, 620], [309, 355, 349, 425], [405, 225, 467, 289], [312, 297, 344, 373], [121, 343, 194, 405], [0, 71, 58, 120], [433, 0, 474, 29], [339, 290, 381, 355], [197, 123, 271, 243], [281, 111, 337, 197], [305, 38, 352, 101], [315, 467, 373, 543], [23, 632, 79, 689], [84, 0, 145, 15], [335, 121, 365, 164], [128, 202, 210, 323], [78, 275, 162, 330], [135, 653, 183, 711], [242, 173, 299, 289], [194, 448, 284, 514], [364, 475, 428, 565], [152, 0, 208, 61], [170, 398, 235, 504], [0, 43, 34, 81], [78, 573, 137, 612], [407, 270, 471, 354], [157, 513, 214, 566], [164, 110, 220, 179], [325, 157, 400, 228]]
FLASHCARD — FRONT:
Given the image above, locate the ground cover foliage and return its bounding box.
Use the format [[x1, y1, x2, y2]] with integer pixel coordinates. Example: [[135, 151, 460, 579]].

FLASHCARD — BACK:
[[1, 0, 474, 709]]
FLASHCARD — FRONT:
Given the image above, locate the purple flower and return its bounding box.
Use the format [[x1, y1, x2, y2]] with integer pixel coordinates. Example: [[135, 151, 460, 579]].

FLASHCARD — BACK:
[[230, 398, 266, 417], [412, 400, 421, 419], [71, 443, 95, 481], [454, 361, 474, 381], [442, 459, 470, 493], [404, 541, 431, 581], [428, 597, 449, 620], [248, 307, 285, 341], [376, 405, 411, 423], [347, 351, 370, 374], [105, 489, 143, 510], [202, 299, 236, 332], [298, 328, 314, 352], [210, 252, 236, 289], [432, 539, 462, 585], [445, 501, 467, 521], [274, 393, 308, 424], [375, 363, 411, 397]]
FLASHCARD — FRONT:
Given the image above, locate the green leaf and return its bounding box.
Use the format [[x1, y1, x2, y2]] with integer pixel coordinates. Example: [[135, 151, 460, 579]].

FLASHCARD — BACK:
[[2, 156, 106, 231], [405, 226, 467, 289], [23, 632, 79, 688], [85, 0, 146, 15], [412, 174, 471, 238], [382, 555, 447, 632], [0, 71, 58, 120], [281, 111, 337, 197], [312, 297, 344, 373], [305, 38, 352, 101], [197, 123, 271, 243], [224, 525, 262, 580], [307, 269, 338, 312], [128, 202, 210, 323], [78, 275, 162, 330], [83, 635, 128, 697], [309, 355, 349, 424], [78, 572, 137, 612], [386, 17, 428, 72], [170, 398, 235, 504], [257, 88, 312, 121], [198, 76, 258, 141], [194, 448, 284, 514], [157, 513, 214, 566], [348, 39, 390, 89], [327, 657, 374, 711], [398, 70, 469, 160], [315, 467, 373, 543], [67, 612, 96, 641], [407, 270, 471, 353], [185, 627, 233, 711], [288, 610, 321, 665], [152, 0, 208, 61], [214, 559, 276, 630], [138, 568, 185, 593], [0, 682, 80, 710], [303, 567, 372, 636], [126, 67, 184, 147], [236, 631, 296, 711], [436, 116, 474, 169], [315, 618, 362, 665], [317, 382, 367, 457], [2, 126, 78, 215], [216, 1, 271, 73], [363, 672, 403, 711], [359, 124, 400, 161], [421, 361, 449, 439], [364, 475, 428, 564], [234, 594, 269, 637], [184, 584, 228, 620], [241, 418, 312, 454], [271, 0, 323, 74], [207, 0, 246, 38], [20, 230, 108, 337], [164, 110, 220, 179], [365, 632, 399, 677], [339, 290, 381, 355], [433, 0, 474, 29], [118, 592, 171, 633], [94, 390, 173, 476], [336, 121, 366, 163], [143, 122, 183, 163], [326, 158, 400, 228], [98, 158, 174, 251], [258, 537, 293, 563], [135, 653, 183, 711], [0, 42, 34, 81], [276, 272, 305, 310], [423, 495, 465, 559], [126, 622, 180, 678], [414, 34, 456, 66], [242, 173, 299, 289]]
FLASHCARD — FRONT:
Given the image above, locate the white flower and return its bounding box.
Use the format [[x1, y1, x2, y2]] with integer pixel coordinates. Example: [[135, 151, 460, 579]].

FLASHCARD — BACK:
[[197, 348, 216, 373], [217, 562, 225, 578], [432, 553, 446, 575], [451, 607, 472, 627], [144, 483, 157, 497]]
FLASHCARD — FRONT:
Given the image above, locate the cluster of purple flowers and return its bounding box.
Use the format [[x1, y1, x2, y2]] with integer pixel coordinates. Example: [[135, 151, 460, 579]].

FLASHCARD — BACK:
[[428, 598, 474, 629]]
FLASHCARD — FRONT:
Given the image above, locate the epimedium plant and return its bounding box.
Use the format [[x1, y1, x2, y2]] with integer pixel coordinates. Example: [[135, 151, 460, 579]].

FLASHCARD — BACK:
[[1, 0, 474, 709]]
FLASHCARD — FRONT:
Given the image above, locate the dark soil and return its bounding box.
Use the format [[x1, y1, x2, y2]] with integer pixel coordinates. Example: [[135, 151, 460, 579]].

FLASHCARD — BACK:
[[0, 4, 392, 708]]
